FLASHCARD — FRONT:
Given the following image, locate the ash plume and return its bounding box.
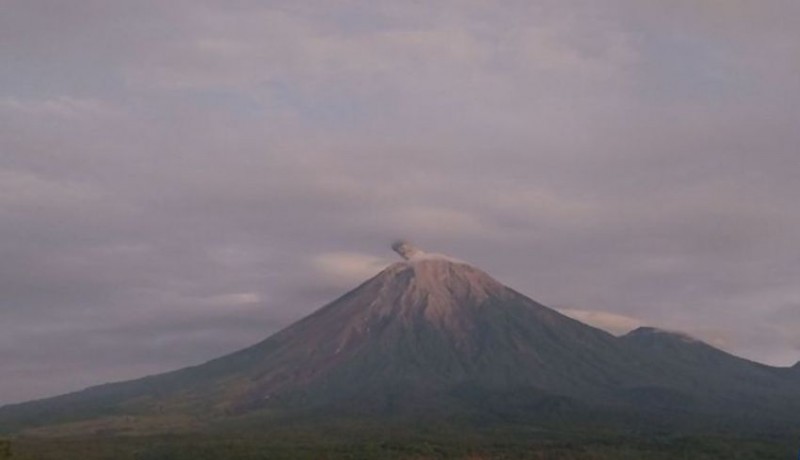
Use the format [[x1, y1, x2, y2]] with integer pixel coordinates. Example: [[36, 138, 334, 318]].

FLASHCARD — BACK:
[[391, 240, 425, 260]]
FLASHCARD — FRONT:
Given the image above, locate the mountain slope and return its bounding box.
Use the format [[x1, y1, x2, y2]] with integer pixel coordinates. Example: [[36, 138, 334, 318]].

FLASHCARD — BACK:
[[618, 327, 800, 424]]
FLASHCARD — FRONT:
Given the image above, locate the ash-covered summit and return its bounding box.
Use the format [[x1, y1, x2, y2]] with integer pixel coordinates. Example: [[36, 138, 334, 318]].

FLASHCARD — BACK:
[[2, 242, 800, 435]]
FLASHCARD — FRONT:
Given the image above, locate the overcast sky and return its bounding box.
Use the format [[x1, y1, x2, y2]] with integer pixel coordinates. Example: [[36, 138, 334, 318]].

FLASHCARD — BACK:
[[2, 1, 799, 405]]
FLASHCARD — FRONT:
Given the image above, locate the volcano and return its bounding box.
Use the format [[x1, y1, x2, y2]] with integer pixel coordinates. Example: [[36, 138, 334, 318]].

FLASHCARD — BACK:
[[1, 242, 799, 435]]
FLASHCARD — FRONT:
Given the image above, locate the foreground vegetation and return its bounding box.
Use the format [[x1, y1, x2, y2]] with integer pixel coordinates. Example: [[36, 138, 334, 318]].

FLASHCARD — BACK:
[[4, 432, 796, 460]]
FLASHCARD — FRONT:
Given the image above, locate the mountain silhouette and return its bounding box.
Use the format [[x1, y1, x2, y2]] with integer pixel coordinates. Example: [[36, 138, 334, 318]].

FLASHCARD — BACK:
[[1, 243, 799, 435]]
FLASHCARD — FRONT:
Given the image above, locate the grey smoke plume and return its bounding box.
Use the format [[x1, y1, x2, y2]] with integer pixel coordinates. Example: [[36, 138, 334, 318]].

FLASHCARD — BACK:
[[391, 240, 425, 260]]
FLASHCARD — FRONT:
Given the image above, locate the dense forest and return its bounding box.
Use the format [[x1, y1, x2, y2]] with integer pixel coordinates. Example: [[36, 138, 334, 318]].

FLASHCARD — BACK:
[[3, 432, 797, 460]]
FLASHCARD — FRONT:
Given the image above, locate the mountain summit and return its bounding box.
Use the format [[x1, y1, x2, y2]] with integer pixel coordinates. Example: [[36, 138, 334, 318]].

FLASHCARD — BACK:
[[2, 243, 799, 435], [217, 242, 646, 413]]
